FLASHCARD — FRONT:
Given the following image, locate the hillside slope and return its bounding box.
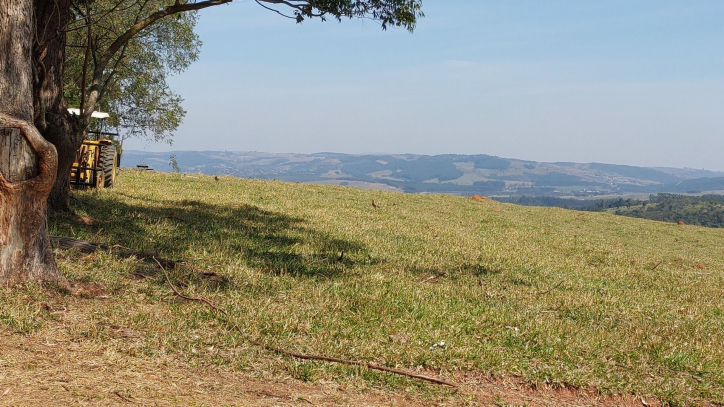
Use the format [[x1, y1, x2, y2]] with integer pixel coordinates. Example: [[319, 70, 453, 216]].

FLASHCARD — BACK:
[[2, 170, 723, 405]]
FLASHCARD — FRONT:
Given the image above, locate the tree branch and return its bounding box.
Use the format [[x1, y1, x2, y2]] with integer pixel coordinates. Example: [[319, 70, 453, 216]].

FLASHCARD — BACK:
[[84, 0, 233, 123], [79, 1, 92, 115], [254, 0, 296, 19]]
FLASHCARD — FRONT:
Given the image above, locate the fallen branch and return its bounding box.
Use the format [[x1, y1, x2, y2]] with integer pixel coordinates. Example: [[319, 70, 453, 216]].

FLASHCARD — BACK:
[[420, 275, 440, 284], [536, 280, 565, 296], [50, 235, 193, 272], [113, 391, 134, 403], [152, 257, 458, 389], [51, 235, 101, 253]]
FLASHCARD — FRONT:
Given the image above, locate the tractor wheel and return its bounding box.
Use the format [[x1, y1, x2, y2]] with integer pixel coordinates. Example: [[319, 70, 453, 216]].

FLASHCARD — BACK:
[[98, 145, 117, 188]]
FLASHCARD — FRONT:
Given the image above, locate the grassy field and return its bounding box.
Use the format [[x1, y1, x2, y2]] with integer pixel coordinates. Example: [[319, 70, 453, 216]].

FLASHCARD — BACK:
[[3, 169, 724, 405]]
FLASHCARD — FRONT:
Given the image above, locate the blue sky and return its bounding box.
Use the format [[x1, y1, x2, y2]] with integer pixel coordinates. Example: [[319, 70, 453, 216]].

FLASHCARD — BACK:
[[125, 1, 724, 171]]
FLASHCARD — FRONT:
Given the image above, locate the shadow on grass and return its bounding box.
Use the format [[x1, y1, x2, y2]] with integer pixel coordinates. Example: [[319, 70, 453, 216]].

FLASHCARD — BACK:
[[403, 262, 506, 280], [52, 191, 373, 281]]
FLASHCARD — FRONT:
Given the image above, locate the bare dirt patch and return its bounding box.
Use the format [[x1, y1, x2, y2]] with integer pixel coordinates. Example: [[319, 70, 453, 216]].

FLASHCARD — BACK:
[[457, 372, 661, 407], [0, 330, 425, 406], [0, 330, 670, 406]]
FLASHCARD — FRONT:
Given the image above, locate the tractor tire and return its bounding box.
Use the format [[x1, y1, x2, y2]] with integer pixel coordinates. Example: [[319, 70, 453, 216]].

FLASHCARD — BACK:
[[98, 145, 117, 188]]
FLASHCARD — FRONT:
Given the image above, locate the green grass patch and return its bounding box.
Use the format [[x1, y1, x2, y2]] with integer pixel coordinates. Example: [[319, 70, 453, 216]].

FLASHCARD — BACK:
[[3, 169, 723, 405]]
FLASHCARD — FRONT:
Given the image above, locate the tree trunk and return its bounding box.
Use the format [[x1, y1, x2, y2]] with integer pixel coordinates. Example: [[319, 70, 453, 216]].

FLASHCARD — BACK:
[[45, 125, 82, 212], [34, 0, 81, 213], [0, 0, 66, 286]]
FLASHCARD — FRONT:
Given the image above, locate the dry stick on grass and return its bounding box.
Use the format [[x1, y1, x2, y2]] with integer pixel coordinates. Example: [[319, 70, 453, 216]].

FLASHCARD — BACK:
[[113, 391, 134, 403], [420, 275, 440, 284], [151, 257, 458, 389], [50, 236, 205, 274], [536, 279, 565, 296]]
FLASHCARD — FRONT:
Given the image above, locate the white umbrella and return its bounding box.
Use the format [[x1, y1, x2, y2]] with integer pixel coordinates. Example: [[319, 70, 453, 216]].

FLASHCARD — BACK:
[[67, 108, 110, 119]]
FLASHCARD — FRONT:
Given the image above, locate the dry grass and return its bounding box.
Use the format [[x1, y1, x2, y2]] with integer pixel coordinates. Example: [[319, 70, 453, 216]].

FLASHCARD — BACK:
[[1, 169, 723, 405]]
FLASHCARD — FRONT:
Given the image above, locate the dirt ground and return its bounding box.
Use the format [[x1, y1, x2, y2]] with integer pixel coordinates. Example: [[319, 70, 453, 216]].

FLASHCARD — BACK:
[[0, 330, 663, 407]]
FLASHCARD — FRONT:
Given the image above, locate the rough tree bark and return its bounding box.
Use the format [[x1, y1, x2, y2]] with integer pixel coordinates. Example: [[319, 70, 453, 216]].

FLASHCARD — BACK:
[[33, 0, 81, 212], [0, 0, 66, 286]]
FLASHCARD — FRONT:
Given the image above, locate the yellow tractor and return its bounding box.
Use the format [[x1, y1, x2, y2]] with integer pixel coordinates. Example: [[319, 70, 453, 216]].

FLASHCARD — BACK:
[[70, 131, 119, 189]]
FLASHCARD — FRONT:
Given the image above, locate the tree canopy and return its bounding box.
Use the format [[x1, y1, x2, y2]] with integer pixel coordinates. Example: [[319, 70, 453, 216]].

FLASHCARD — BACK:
[[261, 0, 423, 30], [64, 1, 201, 144], [63, 0, 423, 141]]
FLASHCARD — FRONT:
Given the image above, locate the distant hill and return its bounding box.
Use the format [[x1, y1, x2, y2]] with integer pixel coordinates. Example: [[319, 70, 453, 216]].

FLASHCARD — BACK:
[[121, 150, 724, 197]]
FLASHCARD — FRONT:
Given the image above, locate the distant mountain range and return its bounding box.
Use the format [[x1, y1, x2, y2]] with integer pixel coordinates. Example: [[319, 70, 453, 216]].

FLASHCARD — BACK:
[[121, 150, 724, 197]]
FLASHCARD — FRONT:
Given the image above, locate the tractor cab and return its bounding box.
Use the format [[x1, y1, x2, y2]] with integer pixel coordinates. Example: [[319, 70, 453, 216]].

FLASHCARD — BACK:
[[68, 109, 120, 188]]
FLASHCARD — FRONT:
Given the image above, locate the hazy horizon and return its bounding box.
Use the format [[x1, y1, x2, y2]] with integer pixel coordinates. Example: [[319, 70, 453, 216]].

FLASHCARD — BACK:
[[123, 149, 724, 173]]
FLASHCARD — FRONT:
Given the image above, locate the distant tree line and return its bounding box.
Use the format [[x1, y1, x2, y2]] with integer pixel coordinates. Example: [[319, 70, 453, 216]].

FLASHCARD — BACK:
[[501, 194, 724, 228], [497, 195, 601, 209], [607, 194, 724, 227]]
